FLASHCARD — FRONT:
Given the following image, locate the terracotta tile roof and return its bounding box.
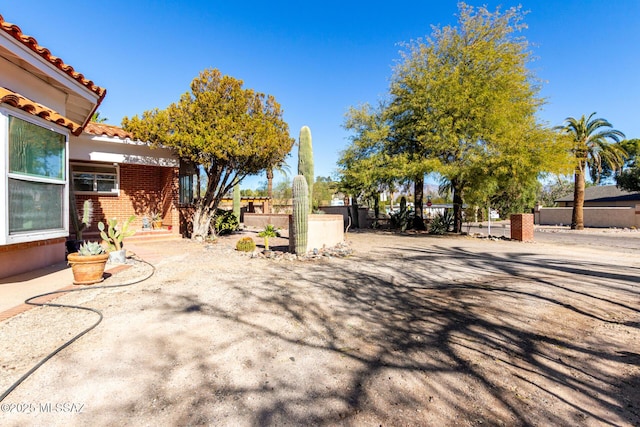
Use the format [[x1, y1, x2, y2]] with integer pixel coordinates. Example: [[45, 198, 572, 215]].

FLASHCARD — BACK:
[[0, 87, 82, 134], [0, 15, 106, 101], [84, 122, 134, 139]]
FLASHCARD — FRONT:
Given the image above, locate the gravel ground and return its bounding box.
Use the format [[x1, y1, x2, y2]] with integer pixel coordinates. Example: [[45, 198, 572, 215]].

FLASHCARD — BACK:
[[1, 230, 639, 426]]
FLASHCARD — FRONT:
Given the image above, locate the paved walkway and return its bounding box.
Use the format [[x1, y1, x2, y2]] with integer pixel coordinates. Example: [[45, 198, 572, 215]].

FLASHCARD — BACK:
[[0, 242, 163, 322]]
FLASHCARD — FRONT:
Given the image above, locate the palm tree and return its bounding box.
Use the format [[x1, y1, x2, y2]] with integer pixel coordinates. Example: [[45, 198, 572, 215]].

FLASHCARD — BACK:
[[91, 111, 108, 123], [557, 113, 625, 230], [265, 160, 290, 213]]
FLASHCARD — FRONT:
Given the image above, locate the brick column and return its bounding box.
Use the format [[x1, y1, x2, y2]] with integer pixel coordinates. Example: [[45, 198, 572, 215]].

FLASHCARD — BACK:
[[510, 213, 534, 241]]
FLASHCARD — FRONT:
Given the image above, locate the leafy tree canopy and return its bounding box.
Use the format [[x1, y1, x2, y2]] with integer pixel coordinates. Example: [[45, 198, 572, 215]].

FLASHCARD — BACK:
[[616, 167, 640, 192], [123, 68, 294, 239], [387, 3, 570, 230], [615, 140, 640, 192]]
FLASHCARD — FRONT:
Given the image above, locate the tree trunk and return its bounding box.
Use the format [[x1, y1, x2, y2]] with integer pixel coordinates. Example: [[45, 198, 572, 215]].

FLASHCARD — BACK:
[[413, 175, 425, 230], [266, 168, 274, 214], [571, 163, 585, 230], [452, 179, 464, 233], [374, 194, 380, 227], [192, 206, 213, 241], [351, 199, 360, 228]]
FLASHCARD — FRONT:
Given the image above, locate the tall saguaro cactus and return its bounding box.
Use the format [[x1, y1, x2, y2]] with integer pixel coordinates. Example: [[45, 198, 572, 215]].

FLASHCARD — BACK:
[[298, 126, 314, 211], [233, 183, 241, 222], [291, 175, 309, 255]]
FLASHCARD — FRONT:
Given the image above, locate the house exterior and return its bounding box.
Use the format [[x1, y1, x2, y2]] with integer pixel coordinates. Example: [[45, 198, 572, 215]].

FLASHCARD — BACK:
[[536, 185, 640, 228], [70, 122, 181, 240], [555, 185, 640, 208], [0, 15, 182, 280]]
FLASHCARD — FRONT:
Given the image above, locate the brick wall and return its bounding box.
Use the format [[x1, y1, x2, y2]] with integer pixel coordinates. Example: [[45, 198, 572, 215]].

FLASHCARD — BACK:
[[510, 213, 534, 241], [72, 163, 179, 237]]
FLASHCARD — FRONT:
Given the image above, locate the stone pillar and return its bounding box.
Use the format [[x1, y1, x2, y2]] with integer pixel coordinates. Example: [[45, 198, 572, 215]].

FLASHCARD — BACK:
[[511, 213, 534, 242]]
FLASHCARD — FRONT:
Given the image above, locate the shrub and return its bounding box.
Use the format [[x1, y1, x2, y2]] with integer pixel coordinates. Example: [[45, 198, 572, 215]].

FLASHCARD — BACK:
[[214, 209, 239, 235], [235, 237, 256, 252], [429, 210, 454, 235]]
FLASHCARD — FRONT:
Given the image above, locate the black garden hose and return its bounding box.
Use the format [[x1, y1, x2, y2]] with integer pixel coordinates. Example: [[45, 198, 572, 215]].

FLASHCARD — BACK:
[[0, 255, 155, 402]]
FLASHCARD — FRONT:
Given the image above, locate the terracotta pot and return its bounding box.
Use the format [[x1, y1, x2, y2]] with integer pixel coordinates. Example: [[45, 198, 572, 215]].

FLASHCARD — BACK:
[[67, 252, 109, 285], [152, 220, 163, 229]]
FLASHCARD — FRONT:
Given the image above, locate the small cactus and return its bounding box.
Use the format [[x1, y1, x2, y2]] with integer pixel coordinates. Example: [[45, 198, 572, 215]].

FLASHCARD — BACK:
[[98, 215, 136, 251], [235, 237, 256, 252], [291, 175, 309, 255], [71, 199, 93, 240], [78, 241, 106, 256]]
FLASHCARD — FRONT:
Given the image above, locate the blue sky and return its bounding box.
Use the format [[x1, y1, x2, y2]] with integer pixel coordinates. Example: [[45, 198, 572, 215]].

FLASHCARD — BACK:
[[2, 1, 639, 189]]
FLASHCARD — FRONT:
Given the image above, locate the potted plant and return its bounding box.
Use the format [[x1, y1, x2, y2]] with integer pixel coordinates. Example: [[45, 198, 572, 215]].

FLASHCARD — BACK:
[[98, 215, 137, 264], [150, 211, 163, 229], [67, 241, 109, 285], [258, 224, 279, 255], [67, 199, 93, 254]]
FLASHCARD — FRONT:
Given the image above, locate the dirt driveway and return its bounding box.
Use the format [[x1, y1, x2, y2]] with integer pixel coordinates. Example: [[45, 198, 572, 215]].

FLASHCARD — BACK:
[[1, 231, 639, 426]]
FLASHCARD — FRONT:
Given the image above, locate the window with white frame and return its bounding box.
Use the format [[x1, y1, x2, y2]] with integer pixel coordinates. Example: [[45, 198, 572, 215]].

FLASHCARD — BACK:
[[7, 115, 66, 234], [71, 163, 119, 194]]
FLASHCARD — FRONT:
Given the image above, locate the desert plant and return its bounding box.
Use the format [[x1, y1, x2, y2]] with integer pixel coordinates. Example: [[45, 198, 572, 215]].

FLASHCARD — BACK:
[[98, 215, 137, 251], [298, 126, 314, 211], [149, 211, 163, 229], [258, 224, 279, 251], [291, 175, 309, 255], [72, 199, 94, 240], [429, 210, 454, 235], [235, 236, 256, 252], [77, 241, 106, 256], [233, 184, 241, 222], [390, 196, 414, 231], [214, 209, 239, 235]]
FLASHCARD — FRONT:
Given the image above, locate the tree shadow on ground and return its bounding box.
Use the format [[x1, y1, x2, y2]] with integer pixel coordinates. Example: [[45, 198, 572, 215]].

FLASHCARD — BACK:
[[50, 238, 640, 426]]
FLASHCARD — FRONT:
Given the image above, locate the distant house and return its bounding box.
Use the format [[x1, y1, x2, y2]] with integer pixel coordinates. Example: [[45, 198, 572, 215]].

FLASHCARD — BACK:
[[537, 184, 640, 228], [0, 15, 185, 280], [555, 185, 640, 208]]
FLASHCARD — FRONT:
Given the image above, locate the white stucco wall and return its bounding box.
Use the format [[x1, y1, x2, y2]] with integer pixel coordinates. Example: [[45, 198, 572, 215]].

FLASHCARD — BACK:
[[70, 135, 178, 167], [306, 214, 344, 251]]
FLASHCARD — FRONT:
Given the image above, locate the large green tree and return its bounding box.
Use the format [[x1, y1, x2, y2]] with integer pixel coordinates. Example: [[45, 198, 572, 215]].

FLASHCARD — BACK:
[[123, 68, 294, 239], [617, 168, 640, 192], [556, 113, 625, 230], [614, 138, 640, 191], [388, 3, 565, 232], [338, 104, 408, 217], [592, 138, 639, 183]]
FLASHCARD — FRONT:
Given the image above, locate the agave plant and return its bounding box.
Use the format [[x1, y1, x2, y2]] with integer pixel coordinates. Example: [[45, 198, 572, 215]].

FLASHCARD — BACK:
[[77, 241, 106, 256]]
